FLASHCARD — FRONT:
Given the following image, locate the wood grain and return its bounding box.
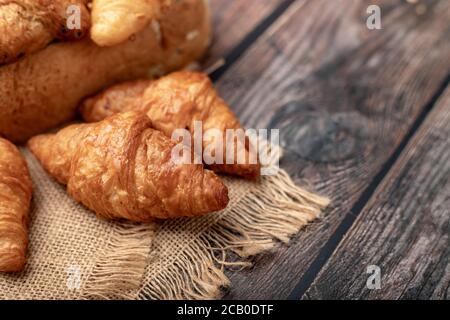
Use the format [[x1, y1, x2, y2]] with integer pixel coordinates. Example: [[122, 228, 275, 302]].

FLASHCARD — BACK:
[[206, 0, 286, 66], [305, 86, 450, 300], [215, 0, 450, 299]]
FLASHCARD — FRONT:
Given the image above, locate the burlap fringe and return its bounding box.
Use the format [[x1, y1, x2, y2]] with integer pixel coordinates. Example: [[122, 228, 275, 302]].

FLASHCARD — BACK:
[[138, 170, 330, 300], [80, 223, 155, 300]]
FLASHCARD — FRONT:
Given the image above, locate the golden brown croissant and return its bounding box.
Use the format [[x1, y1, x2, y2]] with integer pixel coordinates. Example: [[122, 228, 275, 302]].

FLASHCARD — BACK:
[[81, 71, 261, 180], [0, 138, 32, 272], [0, 0, 91, 65], [0, 0, 211, 143], [28, 111, 229, 223], [81, 79, 153, 121]]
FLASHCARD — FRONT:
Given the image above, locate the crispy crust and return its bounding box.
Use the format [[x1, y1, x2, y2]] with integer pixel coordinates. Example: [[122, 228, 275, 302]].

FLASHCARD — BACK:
[[0, 0, 211, 143], [28, 111, 229, 222], [90, 0, 165, 47], [0, 138, 32, 272], [0, 0, 91, 65], [81, 79, 153, 122], [81, 72, 261, 180]]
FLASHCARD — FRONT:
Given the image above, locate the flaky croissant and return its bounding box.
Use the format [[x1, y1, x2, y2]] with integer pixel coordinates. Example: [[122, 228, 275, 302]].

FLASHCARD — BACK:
[[0, 0, 211, 143], [0, 138, 32, 272], [81, 71, 261, 180], [28, 111, 229, 223], [0, 0, 91, 65]]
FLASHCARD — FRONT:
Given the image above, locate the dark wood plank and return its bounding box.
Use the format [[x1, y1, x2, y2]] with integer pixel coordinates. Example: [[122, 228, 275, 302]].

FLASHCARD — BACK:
[[205, 0, 286, 66], [305, 86, 450, 300], [216, 0, 450, 299]]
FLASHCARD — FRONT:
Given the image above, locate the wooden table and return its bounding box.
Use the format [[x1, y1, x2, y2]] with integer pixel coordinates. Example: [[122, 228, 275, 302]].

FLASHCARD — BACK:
[[206, 0, 450, 300]]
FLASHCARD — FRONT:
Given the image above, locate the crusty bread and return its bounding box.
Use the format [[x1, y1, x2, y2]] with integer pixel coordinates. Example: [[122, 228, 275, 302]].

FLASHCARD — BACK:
[[0, 0, 91, 65], [0, 0, 211, 143]]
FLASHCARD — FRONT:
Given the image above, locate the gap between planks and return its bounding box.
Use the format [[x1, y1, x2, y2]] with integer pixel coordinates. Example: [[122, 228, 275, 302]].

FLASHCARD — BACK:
[[304, 83, 450, 299], [215, 0, 450, 299], [289, 73, 450, 299]]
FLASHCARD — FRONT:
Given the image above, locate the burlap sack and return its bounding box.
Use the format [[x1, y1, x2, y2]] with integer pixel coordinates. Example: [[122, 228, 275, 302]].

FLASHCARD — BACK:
[[0, 147, 329, 300]]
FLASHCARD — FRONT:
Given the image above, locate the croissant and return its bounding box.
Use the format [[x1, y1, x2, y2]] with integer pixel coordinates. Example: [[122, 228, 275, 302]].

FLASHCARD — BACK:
[[0, 0, 211, 143], [91, 0, 165, 47], [0, 0, 91, 65], [0, 138, 33, 272], [81, 71, 261, 180], [28, 111, 229, 223]]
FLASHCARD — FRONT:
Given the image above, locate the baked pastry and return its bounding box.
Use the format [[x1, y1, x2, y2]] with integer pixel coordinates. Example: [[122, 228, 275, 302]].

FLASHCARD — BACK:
[[28, 111, 229, 223], [0, 138, 33, 272], [81, 78, 153, 120], [81, 71, 261, 180], [0, 0, 91, 65], [0, 0, 211, 143], [91, 0, 164, 47]]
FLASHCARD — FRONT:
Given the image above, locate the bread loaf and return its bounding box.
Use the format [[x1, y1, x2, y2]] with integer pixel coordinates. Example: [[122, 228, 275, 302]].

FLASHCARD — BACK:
[[0, 0, 211, 143]]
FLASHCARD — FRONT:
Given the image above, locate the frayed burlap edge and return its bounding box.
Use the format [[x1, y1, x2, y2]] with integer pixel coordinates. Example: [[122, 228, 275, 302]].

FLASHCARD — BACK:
[[138, 169, 330, 300], [72, 143, 329, 300], [80, 223, 156, 300]]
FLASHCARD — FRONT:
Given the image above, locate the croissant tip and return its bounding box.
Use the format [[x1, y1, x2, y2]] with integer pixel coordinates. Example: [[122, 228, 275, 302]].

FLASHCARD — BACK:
[[244, 165, 262, 181], [0, 252, 26, 273], [216, 183, 230, 210], [26, 137, 38, 152], [233, 164, 262, 181], [26, 135, 45, 154]]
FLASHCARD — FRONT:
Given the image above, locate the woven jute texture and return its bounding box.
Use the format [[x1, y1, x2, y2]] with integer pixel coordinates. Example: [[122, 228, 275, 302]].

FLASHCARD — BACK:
[[0, 148, 329, 300]]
